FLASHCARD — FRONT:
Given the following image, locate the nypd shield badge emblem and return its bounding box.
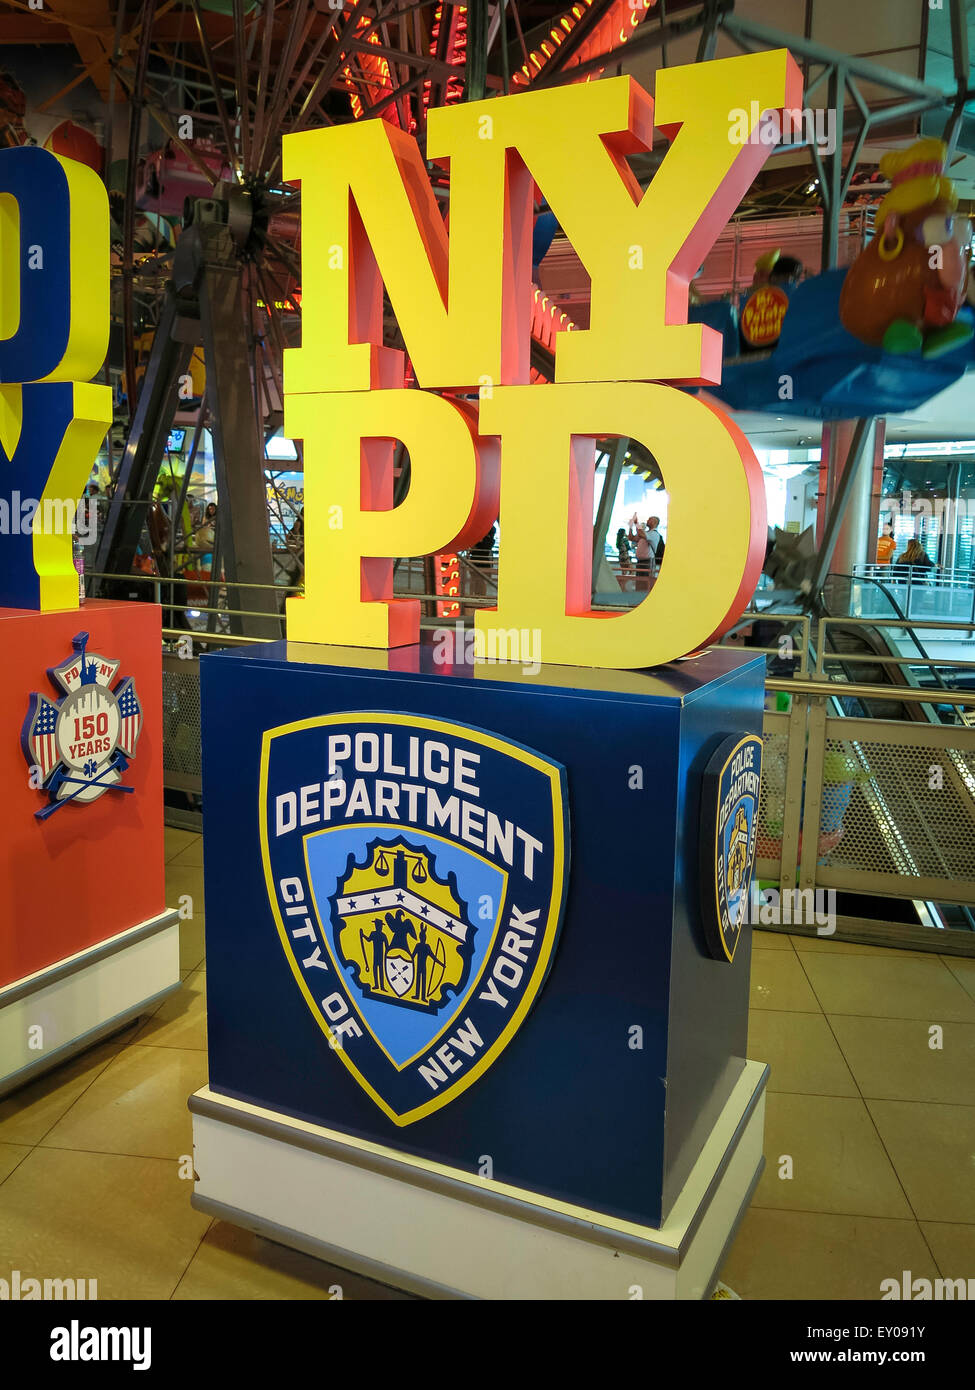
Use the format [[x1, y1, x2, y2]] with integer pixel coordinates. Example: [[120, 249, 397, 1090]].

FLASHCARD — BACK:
[[260, 712, 569, 1125], [700, 733, 762, 963]]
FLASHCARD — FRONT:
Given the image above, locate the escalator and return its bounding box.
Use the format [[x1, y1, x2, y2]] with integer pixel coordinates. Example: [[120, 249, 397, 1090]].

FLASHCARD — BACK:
[[817, 574, 975, 938], [732, 589, 975, 942], [820, 573, 962, 724]]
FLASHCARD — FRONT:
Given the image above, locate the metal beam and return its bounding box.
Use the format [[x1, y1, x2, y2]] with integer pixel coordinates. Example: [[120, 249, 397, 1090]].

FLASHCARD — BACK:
[[592, 439, 627, 577], [810, 418, 873, 601], [195, 221, 281, 639], [498, 0, 511, 95], [121, 0, 158, 419], [93, 293, 193, 584], [464, 0, 490, 102], [943, 0, 971, 159], [189, 0, 240, 172], [534, 2, 724, 88], [527, 0, 614, 82], [950, 0, 970, 90], [347, 39, 460, 80], [695, 0, 722, 64], [723, 14, 948, 105], [821, 66, 844, 270]]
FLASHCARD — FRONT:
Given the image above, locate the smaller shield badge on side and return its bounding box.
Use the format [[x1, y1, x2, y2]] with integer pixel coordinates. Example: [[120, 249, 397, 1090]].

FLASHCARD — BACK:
[[699, 733, 763, 963]]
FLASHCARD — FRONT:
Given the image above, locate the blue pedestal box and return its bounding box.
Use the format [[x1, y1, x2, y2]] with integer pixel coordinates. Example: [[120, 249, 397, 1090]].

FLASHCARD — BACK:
[[201, 638, 764, 1230]]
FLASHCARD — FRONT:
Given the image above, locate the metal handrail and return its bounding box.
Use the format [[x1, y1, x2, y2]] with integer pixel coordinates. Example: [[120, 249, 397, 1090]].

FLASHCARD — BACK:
[[768, 677, 975, 708], [816, 646, 975, 674], [820, 615, 975, 633], [856, 562, 975, 586], [162, 628, 268, 646], [159, 602, 286, 620], [716, 611, 812, 677], [819, 573, 961, 697], [389, 592, 499, 607], [849, 564, 975, 625], [86, 569, 302, 593]]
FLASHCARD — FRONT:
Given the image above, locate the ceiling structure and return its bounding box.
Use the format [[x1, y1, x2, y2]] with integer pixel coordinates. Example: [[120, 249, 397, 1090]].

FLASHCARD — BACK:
[[1, 0, 974, 463], [3, 1, 972, 266]]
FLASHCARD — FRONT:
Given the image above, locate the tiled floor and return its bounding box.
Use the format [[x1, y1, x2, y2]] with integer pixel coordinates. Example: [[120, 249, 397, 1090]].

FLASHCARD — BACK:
[[722, 936, 975, 1299], [0, 827, 972, 1300]]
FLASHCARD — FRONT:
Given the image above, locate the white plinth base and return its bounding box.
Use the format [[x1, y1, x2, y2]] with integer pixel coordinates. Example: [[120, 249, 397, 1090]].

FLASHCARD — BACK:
[[0, 910, 180, 1097], [189, 1059, 767, 1299]]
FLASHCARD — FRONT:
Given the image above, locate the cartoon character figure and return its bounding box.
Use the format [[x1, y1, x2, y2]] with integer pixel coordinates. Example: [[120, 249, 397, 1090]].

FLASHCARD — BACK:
[[839, 138, 973, 358]]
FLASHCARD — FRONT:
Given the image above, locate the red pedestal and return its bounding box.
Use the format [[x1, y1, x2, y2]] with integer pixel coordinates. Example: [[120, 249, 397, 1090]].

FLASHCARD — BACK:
[[0, 600, 165, 988]]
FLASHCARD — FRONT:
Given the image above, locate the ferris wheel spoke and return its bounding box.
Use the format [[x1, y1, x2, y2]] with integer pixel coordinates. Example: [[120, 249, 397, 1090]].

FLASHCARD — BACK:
[[248, 0, 279, 174], [188, 0, 242, 175], [285, 0, 375, 135], [262, 233, 301, 283], [254, 340, 278, 432], [255, 270, 290, 403], [231, 0, 251, 174], [277, 16, 340, 130], [253, 0, 314, 174]]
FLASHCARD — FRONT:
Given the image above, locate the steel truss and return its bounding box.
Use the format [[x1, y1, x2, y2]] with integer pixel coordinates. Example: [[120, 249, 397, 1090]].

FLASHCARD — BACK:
[[59, 0, 972, 608]]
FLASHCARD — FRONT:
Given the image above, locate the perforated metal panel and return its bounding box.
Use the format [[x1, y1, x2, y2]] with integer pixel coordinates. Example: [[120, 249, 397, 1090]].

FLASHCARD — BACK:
[[756, 725, 789, 874], [816, 727, 975, 898], [162, 655, 202, 790]]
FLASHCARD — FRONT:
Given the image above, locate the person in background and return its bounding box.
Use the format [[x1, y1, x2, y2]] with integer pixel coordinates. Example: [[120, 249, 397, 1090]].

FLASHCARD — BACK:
[[470, 524, 496, 566], [645, 515, 663, 582], [287, 505, 304, 553], [876, 526, 896, 564], [195, 502, 217, 566], [84, 481, 107, 543], [278, 505, 304, 604], [615, 527, 633, 590], [469, 522, 497, 598], [897, 538, 933, 570], [629, 513, 651, 592]]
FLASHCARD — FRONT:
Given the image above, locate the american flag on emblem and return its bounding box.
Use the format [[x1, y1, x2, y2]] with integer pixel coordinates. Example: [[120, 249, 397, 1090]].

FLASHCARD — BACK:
[[115, 679, 142, 757], [30, 697, 60, 782]]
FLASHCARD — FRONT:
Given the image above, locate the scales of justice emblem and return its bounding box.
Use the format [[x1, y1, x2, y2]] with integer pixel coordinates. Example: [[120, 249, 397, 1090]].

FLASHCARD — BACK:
[[22, 630, 143, 820], [725, 804, 751, 909], [331, 837, 475, 1016]]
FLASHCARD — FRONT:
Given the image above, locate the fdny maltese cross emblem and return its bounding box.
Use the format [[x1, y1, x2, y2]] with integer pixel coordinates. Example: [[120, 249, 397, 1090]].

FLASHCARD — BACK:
[[22, 631, 142, 820], [699, 733, 762, 963], [261, 711, 569, 1125]]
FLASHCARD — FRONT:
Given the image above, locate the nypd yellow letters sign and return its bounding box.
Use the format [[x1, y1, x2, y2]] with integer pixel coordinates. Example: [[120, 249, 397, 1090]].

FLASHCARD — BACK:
[[283, 51, 802, 668]]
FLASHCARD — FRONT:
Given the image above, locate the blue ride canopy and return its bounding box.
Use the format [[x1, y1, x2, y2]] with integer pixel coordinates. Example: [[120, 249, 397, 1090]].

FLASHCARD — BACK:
[[689, 269, 975, 420]]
